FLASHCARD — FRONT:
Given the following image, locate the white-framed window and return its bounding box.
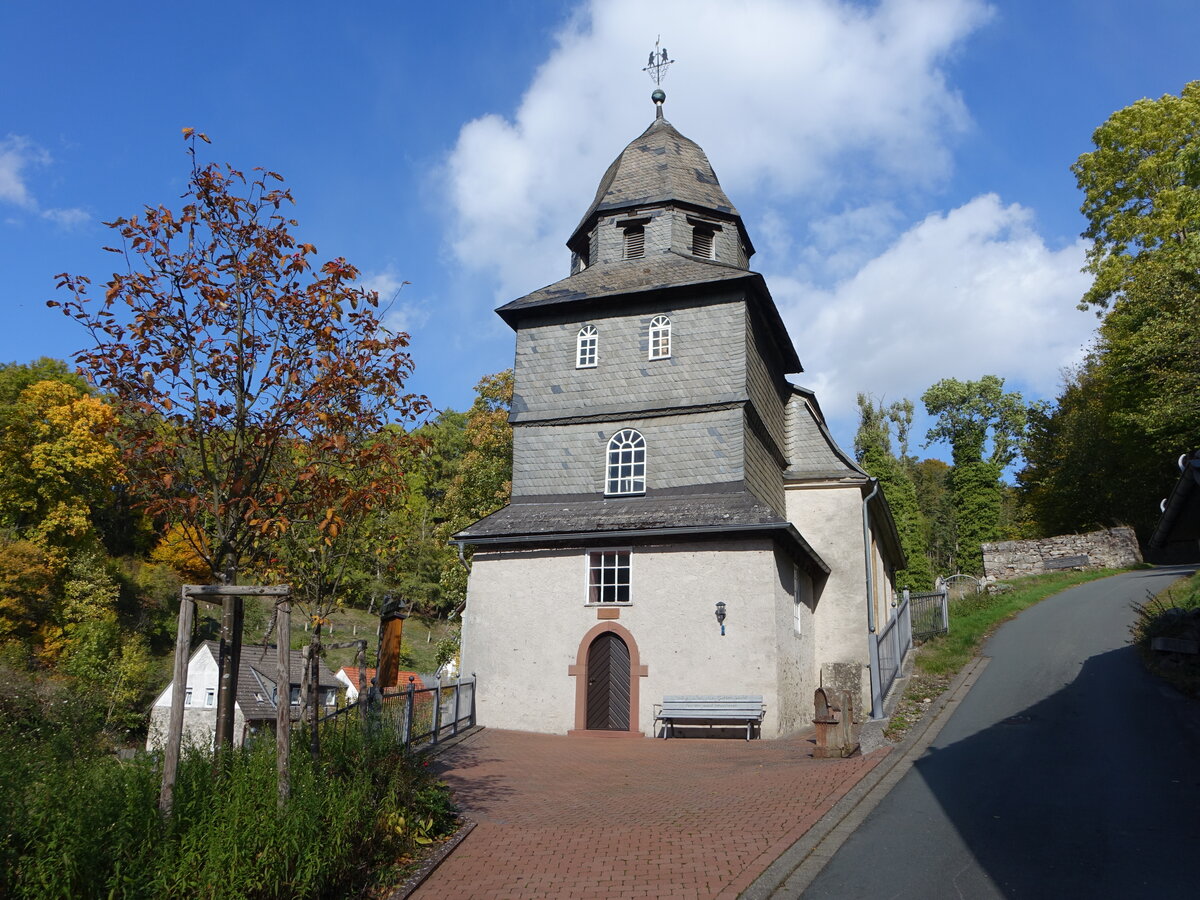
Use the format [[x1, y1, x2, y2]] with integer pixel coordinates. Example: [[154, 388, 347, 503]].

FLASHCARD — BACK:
[[648, 315, 671, 360], [605, 429, 646, 496], [204, 688, 216, 708], [184, 687, 193, 707], [587, 550, 632, 604], [577, 324, 598, 368], [623, 224, 645, 259], [794, 566, 813, 637], [692, 226, 715, 259], [289, 686, 301, 706]]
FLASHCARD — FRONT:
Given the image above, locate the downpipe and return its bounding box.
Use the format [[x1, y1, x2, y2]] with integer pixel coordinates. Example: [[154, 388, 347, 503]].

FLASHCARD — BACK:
[[863, 479, 884, 720]]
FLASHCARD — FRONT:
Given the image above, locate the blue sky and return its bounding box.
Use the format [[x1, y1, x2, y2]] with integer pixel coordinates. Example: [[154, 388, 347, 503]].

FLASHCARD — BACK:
[[3, 0, 1197, 462]]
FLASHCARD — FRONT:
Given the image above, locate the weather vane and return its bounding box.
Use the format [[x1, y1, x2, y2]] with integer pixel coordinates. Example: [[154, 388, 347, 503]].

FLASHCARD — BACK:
[[643, 36, 674, 86]]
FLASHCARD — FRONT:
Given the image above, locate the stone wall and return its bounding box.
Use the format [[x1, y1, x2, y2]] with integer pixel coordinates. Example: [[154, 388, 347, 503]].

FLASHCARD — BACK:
[[982, 527, 1143, 579]]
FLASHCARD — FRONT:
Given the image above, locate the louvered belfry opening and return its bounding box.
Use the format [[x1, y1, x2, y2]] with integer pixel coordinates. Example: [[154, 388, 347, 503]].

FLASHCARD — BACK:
[[692, 226, 714, 259], [623, 225, 646, 259], [586, 631, 631, 730]]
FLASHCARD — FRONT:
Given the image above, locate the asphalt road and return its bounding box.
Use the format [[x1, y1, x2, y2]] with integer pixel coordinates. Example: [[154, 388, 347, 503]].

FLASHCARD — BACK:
[[801, 566, 1200, 899]]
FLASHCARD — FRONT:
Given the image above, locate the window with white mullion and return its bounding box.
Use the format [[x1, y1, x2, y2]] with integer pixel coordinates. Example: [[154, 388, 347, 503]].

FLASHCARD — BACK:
[[587, 550, 632, 604], [605, 429, 646, 496], [648, 315, 671, 360], [576, 324, 598, 368]]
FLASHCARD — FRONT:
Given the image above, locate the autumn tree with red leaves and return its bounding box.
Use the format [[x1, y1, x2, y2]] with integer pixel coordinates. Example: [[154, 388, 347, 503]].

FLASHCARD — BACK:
[[51, 129, 427, 748]]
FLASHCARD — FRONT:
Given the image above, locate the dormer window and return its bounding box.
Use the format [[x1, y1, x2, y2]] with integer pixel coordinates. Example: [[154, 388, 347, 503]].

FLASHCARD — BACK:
[[623, 224, 645, 260], [648, 315, 671, 360], [692, 227, 715, 259], [577, 325, 598, 368]]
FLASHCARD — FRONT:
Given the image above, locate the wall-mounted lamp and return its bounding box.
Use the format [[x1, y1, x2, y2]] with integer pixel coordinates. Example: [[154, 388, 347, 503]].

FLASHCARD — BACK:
[[715, 601, 727, 636]]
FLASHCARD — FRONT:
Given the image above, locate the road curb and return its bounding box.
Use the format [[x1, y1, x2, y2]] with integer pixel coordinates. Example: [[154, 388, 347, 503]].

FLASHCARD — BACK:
[[740, 655, 991, 899]]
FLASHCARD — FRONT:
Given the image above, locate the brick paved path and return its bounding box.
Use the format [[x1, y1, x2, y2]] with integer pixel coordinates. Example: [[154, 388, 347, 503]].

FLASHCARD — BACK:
[[415, 729, 887, 899]]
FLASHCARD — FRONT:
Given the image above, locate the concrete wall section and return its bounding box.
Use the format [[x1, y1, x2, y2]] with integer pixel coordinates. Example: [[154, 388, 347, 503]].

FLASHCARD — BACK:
[[512, 407, 744, 497], [460, 539, 804, 738], [510, 298, 746, 422], [772, 550, 818, 735]]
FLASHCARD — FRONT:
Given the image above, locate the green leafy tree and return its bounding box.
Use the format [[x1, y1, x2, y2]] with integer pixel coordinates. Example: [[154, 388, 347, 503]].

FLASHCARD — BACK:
[[923, 376, 1028, 574], [1072, 81, 1200, 310], [854, 394, 933, 590]]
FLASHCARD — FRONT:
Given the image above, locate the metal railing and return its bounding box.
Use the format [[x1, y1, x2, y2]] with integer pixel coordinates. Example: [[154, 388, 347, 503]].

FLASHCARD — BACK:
[[876, 595, 913, 701], [316, 674, 476, 753], [907, 588, 950, 641]]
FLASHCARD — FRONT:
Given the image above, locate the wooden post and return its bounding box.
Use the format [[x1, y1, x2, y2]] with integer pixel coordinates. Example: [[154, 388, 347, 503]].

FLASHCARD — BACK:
[[309, 621, 321, 761], [275, 598, 291, 807], [159, 592, 195, 815], [377, 616, 405, 690]]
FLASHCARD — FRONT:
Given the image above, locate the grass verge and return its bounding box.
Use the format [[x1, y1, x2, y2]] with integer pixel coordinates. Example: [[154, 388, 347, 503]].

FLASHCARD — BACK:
[[1130, 569, 1200, 697], [883, 568, 1126, 741]]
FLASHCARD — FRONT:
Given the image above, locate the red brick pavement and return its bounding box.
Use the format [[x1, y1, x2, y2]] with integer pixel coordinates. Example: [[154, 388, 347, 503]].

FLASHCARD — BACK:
[[414, 729, 887, 899]]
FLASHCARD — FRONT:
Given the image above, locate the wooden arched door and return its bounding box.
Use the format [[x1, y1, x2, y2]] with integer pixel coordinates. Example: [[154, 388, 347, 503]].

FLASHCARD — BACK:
[[586, 631, 631, 731]]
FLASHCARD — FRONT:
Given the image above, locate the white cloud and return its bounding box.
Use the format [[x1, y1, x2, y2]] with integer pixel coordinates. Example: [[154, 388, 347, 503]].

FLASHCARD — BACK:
[[361, 267, 428, 336], [442, 0, 992, 301], [0, 135, 87, 227], [773, 194, 1095, 433], [0, 136, 49, 208]]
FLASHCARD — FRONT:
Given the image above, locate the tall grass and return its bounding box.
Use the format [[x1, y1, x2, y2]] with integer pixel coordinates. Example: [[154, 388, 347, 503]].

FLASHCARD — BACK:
[[1, 723, 455, 899]]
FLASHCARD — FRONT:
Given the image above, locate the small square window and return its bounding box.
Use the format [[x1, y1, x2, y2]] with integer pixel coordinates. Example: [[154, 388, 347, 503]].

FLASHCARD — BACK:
[[587, 551, 631, 604]]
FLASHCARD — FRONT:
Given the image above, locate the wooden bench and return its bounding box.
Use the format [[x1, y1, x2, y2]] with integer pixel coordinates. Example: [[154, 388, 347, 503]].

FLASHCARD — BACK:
[[653, 695, 765, 740]]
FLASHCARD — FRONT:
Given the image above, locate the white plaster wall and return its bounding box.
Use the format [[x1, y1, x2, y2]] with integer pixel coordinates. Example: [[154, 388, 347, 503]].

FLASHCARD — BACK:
[[460, 539, 793, 737], [785, 483, 872, 713], [772, 552, 818, 734]]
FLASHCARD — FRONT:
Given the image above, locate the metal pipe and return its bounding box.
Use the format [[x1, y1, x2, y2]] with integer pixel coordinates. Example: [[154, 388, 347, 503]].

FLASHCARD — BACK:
[[862, 479, 884, 720]]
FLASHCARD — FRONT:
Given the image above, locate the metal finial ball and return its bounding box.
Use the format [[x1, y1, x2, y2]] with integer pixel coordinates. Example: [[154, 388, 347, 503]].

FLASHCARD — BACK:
[[652, 88, 666, 105]]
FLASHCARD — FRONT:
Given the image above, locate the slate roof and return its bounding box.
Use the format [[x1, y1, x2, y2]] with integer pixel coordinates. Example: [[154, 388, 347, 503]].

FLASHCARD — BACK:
[[198, 641, 340, 721], [569, 116, 740, 248], [454, 490, 829, 577], [785, 385, 867, 481], [497, 250, 754, 319]]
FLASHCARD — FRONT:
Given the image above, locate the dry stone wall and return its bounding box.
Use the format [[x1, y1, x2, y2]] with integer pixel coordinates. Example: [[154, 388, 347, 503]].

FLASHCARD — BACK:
[[982, 527, 1143, 579]]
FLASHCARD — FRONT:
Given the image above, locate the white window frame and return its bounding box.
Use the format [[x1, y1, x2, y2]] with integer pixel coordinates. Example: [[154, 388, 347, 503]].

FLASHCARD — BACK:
[[605, 429, 646, 496], [184, 687, 193, 707], [576, 324, 598, 369], [204, 688, 216, 708], [794, 566, 812, 637], [648, 315, 671, 360], [586, 549, 632, 605]]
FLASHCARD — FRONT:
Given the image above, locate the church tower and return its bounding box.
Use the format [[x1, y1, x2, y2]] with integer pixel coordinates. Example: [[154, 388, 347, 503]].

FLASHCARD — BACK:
[[455, 79, 904, 738]]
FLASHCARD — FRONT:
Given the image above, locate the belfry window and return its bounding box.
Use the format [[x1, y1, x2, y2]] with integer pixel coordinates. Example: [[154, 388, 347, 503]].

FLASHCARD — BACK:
[[577, 324, 598, 368], [692, 226, 715, 259], [623, 224, 645, 260], [648, 315, 671, 360], [605, 429, 646, 496]]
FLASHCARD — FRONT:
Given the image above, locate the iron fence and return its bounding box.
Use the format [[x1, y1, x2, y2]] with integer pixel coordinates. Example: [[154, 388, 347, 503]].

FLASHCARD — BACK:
[[315, 675, 476, 754], [907, 588, 950, 641], [876, 596, 913, 701]]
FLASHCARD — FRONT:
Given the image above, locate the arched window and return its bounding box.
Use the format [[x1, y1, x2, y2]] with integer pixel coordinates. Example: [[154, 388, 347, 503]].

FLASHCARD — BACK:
[[605, 429, 646, 496], [576, 324, 598, 368], [648, 315, 671, 360]]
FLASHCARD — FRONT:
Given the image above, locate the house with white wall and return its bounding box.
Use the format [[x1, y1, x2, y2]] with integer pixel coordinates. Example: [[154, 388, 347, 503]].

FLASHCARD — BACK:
[[146, 641, 340, 750], [454, 93, 905, 738]]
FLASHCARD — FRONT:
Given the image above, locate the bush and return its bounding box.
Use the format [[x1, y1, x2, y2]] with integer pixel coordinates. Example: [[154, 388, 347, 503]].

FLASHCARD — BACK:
[[0, 718, 455, 898]]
